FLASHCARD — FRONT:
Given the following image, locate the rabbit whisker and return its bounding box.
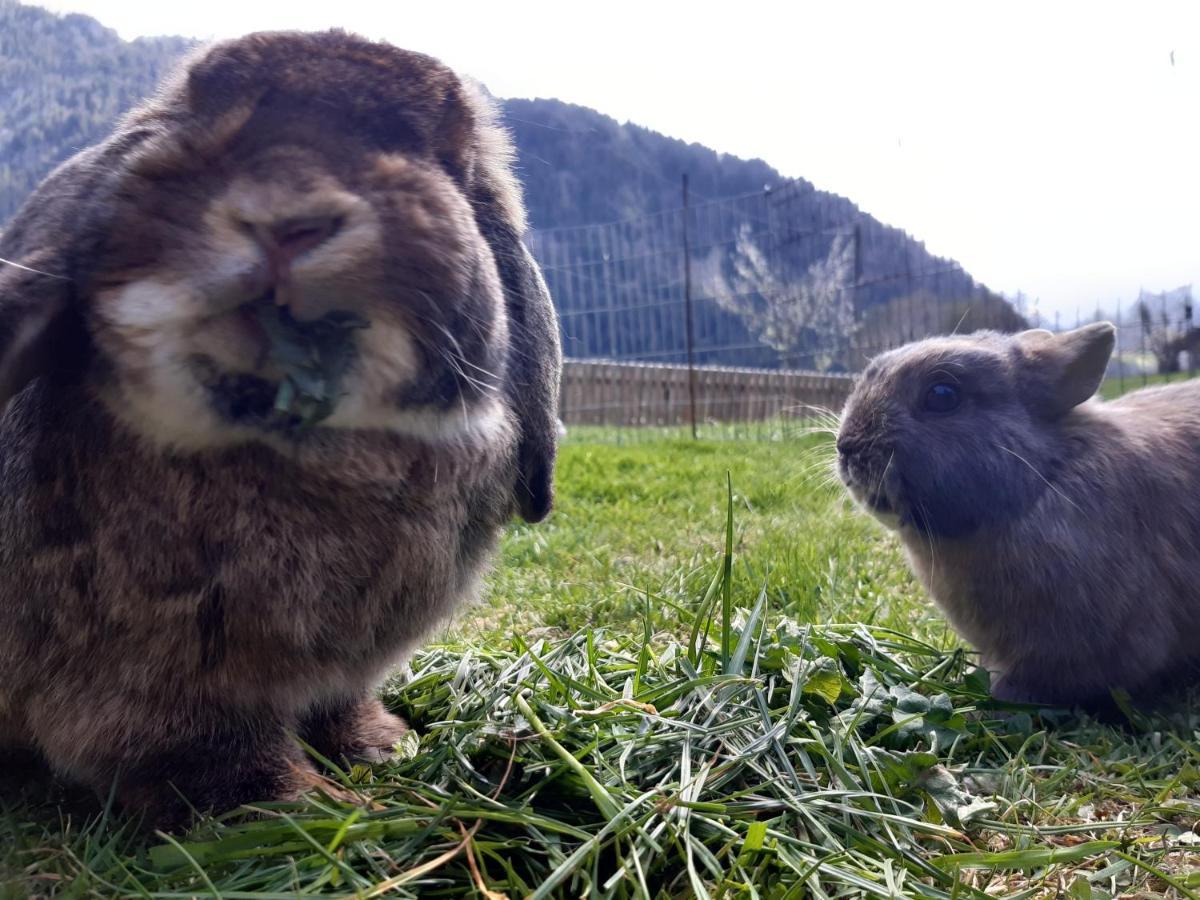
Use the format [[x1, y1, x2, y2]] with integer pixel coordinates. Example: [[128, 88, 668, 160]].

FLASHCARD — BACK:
[[503, 317, 568, 370], [438, 347, 499, 397], [413, 287, 495, 339], [812, 472, 843, 492], [927, 367, 962, 384], [430, 347, 472, 431], [791, 419, 841, 438], [996, 444, 1083, 514], [452, 353, 502, 383], [862, 427, 887, 476], [417, 318, 501, 391], [403, 311, 499, 401], [916, 499, 938, 597], [458, 387, 470, 431], [797, 455, 838, 476], [0, 256, 69, 280], [872, 449, 896, 511], [950, 306, 973, 336], [409, 291, 490, 351]]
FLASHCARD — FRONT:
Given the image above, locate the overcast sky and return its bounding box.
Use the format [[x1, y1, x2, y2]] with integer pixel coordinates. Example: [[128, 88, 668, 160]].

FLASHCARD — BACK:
[[31, 0, 1200, 318]]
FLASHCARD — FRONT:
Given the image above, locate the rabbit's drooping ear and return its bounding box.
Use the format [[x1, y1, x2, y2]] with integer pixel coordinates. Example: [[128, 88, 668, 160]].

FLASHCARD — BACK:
[[0, 260, 81, 412], [487, 217, 561, 523], [462, 84, 561, 523], [1018, 322, 1116, 417]]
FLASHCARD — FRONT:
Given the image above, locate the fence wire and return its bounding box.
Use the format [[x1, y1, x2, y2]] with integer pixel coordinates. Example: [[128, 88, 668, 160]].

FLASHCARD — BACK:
[[527, 179, 1195, 439]]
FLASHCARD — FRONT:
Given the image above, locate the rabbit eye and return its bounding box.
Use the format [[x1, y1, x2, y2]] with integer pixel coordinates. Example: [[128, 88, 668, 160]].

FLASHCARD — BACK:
[[924, 383, 960, 413]]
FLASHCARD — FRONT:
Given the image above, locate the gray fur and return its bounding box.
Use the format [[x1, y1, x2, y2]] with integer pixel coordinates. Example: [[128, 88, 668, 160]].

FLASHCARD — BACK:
[[837, 323, 1200, 708]]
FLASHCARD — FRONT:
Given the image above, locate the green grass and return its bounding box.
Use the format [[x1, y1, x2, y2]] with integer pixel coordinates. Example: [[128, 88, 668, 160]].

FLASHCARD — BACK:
[[476, 430, 929, 644], [1100, 369, 1198, 400], [3, 436, 1199, 898]]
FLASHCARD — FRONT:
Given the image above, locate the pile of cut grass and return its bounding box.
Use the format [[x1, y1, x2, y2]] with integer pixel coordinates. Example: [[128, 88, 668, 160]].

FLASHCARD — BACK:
[[2, 438, 1199, 898], [5, 612, 1198, 897]]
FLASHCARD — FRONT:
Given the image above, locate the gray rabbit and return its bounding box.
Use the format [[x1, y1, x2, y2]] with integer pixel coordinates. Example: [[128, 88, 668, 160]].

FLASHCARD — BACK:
[[837, 322, 1200, 709], [0, 30, 560, 826]]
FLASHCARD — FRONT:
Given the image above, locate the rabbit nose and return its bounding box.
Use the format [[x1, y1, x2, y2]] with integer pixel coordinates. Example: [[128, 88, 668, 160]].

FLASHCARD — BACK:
[[239, 215, 343, 290], [240, 215, 345, 311], [253, 215, 343, 265], [836, 434, 861, 459]]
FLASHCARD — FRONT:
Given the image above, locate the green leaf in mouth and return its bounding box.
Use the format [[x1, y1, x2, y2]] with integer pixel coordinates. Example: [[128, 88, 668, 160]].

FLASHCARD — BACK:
[[247, 297, 370, 431]]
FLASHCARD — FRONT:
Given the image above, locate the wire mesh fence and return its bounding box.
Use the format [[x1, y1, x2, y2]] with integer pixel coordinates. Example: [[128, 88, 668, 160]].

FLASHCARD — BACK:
[[529, 178, 1195, 440]]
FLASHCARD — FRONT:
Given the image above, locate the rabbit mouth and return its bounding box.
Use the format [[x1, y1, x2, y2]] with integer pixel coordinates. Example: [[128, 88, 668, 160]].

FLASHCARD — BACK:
[[841, 466, 905, 528], [853, 484, 896, 517], [866, 491, 894, 514], [842, 474, 892, 512], [196, 367, 286, 429], [846, 484, 904, 531], [188, 359, 307, 434], [839, 459, 891, 511], [190, 293, 370, 434], [863, 490, 907, 531]]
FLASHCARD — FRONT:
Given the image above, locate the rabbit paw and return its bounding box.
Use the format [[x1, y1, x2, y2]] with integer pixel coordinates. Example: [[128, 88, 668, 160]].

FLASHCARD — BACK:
[[300, 696, 410, 766]]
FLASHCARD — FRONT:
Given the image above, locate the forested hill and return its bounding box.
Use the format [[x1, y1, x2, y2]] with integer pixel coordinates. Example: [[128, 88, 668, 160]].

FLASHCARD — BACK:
[[505, 98, 781, 229], [1, 1, 1020, 369], [0, 1, 189, 221]]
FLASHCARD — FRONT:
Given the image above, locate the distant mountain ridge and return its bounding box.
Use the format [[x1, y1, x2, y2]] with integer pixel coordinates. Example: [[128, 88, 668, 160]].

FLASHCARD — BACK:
[[0, 1, 1020, 369], [504, 97, 781, 229]]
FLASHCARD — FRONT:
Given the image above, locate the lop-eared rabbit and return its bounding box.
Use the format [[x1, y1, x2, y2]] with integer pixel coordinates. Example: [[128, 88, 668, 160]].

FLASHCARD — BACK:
[[0, 30, 560, 826], [837, 322, 1200, 709]]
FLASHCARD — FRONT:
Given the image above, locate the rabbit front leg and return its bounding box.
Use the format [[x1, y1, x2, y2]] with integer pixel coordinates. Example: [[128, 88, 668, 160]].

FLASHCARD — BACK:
[[31, 700, 324, 830], [989, 652, 1124, 713], [118, 726, 328, 830], [299, 695, 409, 766]]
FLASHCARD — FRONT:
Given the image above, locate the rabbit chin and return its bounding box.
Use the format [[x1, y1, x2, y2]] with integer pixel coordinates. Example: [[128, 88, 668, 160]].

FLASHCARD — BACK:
[[842, 480, 904, 531], [93, 277, 507, 452]]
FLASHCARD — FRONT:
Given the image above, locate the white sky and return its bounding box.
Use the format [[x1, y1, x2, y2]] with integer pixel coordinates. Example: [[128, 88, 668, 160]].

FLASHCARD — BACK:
[[29, 0, 1200, 317]]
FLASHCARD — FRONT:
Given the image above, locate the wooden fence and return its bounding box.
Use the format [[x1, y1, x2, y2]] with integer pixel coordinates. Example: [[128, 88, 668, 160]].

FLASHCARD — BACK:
[[559, 360, 855, 427]]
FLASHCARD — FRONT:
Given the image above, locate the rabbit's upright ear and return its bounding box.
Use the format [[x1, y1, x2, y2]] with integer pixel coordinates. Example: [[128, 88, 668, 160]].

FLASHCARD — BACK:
[[0, 258, 81, 411], [1018, 322, 1115, 417]]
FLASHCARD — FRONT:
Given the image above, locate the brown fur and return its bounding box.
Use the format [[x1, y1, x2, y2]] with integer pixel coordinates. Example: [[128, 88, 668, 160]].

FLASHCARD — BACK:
[[837, 323, 1200, 709], [300, 696, 410, 765], [0, 30, 560, 825]]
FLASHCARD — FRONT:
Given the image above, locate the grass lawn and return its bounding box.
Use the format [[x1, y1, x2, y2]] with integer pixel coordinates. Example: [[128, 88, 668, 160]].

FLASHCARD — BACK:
[[2, 432, 1198, 898], [1100, 369, 1198, 400]]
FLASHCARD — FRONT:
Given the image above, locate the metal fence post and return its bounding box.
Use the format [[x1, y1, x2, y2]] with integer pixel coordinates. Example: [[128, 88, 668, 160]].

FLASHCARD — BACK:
[[1140, 299, 1149, 386], [682, 173, 699, 440], [1186, 290, 1195, 378], [1116, 300, 1125, 396]]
